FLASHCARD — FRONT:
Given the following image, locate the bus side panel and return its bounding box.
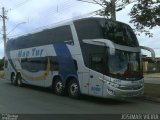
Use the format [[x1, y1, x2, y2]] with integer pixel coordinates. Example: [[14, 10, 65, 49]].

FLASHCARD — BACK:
[[4, 57, 12, 81]]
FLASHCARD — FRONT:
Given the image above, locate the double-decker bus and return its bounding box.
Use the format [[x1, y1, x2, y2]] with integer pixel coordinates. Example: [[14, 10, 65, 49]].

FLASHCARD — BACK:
[[4, 17, 155, 98]]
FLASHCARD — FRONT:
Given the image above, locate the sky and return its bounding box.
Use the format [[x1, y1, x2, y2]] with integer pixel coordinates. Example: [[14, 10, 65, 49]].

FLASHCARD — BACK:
[[0, 0, 159, 58]]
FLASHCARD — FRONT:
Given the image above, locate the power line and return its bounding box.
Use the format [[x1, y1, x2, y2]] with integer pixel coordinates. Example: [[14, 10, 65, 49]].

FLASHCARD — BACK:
[[0, 0, 4, 8], [8, 10, 97, 38], [6, 0, 100, 28], [42, 2, 81, 17], [7, 0, 98, 26], [9, 0, 32, 11], [8, 0, 82, 15], [7, 0, 83, 24], [6, 0, 99, 37]]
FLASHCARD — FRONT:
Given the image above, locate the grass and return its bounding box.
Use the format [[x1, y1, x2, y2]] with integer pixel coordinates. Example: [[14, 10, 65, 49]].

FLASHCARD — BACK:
[[0, 70, 4, 79], [144, 83, 160, 98]]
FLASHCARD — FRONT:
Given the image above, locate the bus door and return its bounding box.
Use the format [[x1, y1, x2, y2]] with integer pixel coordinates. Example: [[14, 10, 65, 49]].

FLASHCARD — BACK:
[[89, 53, 105, 96]]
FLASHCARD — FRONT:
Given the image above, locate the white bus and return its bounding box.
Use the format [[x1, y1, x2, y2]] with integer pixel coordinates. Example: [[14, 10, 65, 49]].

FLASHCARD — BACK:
[[4, 17, 155, 99]]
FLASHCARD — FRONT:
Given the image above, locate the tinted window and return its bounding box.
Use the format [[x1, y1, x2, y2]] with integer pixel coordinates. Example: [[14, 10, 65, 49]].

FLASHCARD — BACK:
[[53, 26, 74, 44], [74, 19, 103, 41], [12, 25, 73, 50], [74, 18, 139, 47], [21, 57, 47, 72], [108, 50, 142, 80], [49, 56, 59, 71], [103, 21, 139, 47], [90, 54, 105, 74]]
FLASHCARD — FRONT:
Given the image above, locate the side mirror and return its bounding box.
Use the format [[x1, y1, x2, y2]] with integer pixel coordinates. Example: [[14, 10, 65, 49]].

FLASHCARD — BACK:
[[93, 39, 115, 55], [140, 46, 155, 61], [82, 39, 115, 55]]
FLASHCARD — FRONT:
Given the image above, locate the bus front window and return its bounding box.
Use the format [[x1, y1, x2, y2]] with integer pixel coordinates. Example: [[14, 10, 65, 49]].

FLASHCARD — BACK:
[[102, 21, 139, 47], [108, 50, 142, 80]]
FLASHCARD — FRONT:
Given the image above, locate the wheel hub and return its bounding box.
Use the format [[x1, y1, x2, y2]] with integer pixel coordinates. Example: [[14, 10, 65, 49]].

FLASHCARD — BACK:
[[70, 83, 78, 95], [56, 81, 63, 93]]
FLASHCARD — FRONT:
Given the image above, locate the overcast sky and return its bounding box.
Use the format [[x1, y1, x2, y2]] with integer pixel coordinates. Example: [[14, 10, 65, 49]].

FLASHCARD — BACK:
[[0, 0, 159, 58]]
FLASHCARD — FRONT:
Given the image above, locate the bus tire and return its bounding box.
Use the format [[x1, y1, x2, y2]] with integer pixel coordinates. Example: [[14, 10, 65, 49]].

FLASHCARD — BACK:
[[11, 73, 16, 85], [16, 74, 23, 87], [68, 79, 80, 99], [53, 77, 65, 96]]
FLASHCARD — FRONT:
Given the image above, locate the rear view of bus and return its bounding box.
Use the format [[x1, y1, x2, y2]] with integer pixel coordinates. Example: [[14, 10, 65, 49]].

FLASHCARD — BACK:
[[74, 18, 155, 98]]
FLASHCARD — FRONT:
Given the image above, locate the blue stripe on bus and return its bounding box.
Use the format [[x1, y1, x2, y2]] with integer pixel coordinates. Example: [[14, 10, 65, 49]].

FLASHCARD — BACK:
[[53, 42, 78, 84], [6, 40, 29, 83], [6, 52, 27, 83], [6, 40, 17, 73]]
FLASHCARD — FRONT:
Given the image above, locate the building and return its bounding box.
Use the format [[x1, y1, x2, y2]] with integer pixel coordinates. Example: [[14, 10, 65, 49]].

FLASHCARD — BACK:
[[142, 55, 160, 73]]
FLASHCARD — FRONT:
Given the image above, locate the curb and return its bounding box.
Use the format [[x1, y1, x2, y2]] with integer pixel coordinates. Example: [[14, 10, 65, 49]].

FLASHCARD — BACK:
[[145, 77, 160, 78], [142, 95, 160, 103]]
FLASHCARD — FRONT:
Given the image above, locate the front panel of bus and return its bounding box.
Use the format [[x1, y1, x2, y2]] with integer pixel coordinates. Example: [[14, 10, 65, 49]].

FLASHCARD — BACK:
[[74, 18, 144, 98]]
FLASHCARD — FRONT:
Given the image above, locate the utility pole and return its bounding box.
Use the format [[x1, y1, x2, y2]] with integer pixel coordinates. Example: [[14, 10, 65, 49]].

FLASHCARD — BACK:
[[110, 0, 116, 21], [0, 7, 7, 69], [1, 7, 7, 50]]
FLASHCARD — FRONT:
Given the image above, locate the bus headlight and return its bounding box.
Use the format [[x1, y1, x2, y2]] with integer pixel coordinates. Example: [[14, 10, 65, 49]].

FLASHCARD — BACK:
[[107, 88, 115, 95], [108, 82, 120, 88]]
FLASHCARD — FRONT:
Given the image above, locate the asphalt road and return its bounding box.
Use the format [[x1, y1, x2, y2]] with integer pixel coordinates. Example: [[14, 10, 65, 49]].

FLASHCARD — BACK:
[[144, 77, 160, 84], [0, 79, 160, 114]]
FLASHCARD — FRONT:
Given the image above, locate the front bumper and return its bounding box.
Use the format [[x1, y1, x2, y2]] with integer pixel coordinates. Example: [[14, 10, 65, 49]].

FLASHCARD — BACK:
[[105, 83, 144, 98]]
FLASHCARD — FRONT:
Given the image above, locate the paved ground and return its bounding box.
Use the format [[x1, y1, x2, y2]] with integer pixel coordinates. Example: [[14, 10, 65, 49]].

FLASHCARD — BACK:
[[144, 73, 160, 84], [144, 73, 160, 78], [0, 79, 160, 114], [144, 77, 160, 84]]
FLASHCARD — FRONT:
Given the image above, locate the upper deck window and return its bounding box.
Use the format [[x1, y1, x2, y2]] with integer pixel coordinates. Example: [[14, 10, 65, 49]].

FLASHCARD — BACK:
[[11, 25, 73, 50], [102, 21, 139, 47], [74, 18, 139, 47]]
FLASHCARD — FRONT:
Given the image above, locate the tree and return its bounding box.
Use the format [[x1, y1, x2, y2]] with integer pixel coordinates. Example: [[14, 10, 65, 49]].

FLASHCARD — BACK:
[[0, 58, 4, 70], [78, 0, 132, 20], [130, 0, 160, 37], [78, 0, 160, 37]]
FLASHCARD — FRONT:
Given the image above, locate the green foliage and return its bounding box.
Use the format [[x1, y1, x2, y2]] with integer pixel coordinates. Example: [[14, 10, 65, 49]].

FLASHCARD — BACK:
[[0, 71, 4, 79], [90, 0, 130, 18], [79, 0, 160, 37], [130, 0, 160, 37], [0, 58, 4, 70]]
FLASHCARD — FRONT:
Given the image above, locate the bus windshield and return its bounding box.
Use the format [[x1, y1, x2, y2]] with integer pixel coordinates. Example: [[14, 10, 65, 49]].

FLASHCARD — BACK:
[[102, 21, 139, 47], [74, 18, 142, 80], [74, 18, 139, 47], [108, 50, 142, 80]]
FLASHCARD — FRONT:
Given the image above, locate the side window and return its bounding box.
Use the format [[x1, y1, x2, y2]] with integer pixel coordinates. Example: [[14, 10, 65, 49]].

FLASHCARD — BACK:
[[74, 20, 103, 42], [50, 56, 59, 71], [21, 57, 47, 71], [12, 25, 74, 50], [29, 58, 46, 71], [41, 57, 47, 70], [90, 54, 105, 74], [54, 26, 74, 45], [21, 58, 29, 70]]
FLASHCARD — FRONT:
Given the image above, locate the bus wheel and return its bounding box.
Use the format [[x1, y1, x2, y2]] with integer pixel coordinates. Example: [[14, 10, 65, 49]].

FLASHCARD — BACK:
[[16, 74, 23, 87], [68, 79, 80, 99], [11, 74, 16, 85], [53, 78, 64, 96]]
